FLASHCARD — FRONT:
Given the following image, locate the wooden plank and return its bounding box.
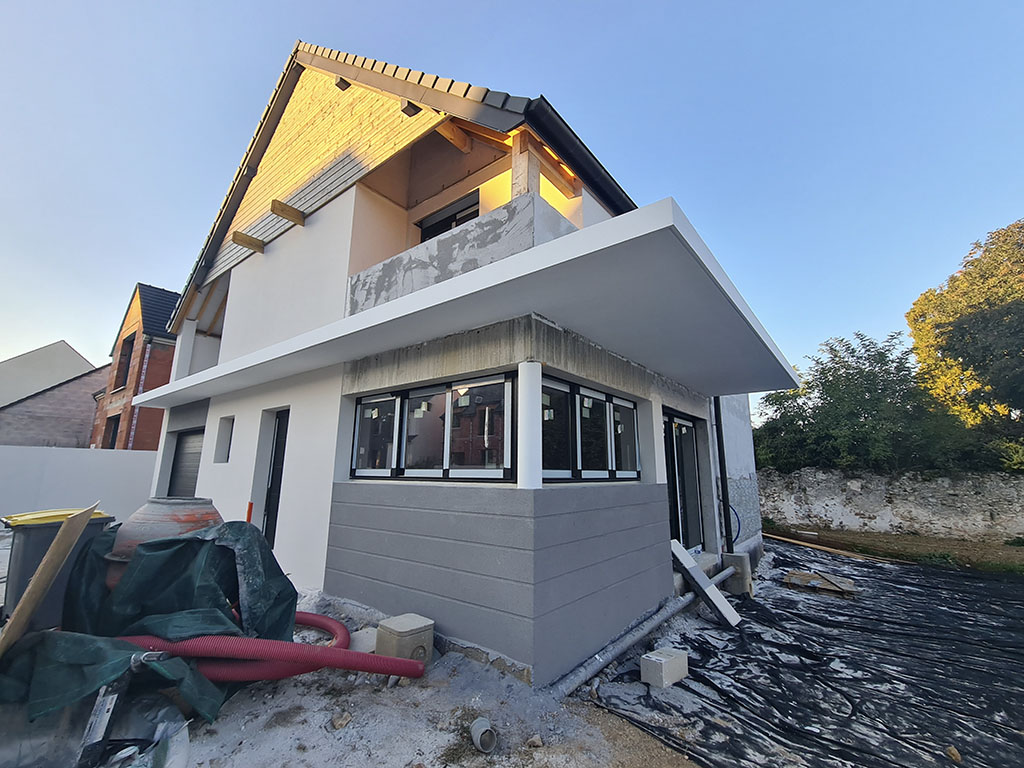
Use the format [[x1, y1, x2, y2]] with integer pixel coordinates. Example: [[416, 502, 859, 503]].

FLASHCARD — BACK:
[[0, 503, 99, 660], [670, 541, 742, 627], [511, 130, 540, 198], [784, 570, 858, 595], [270, 199, 306, 226], [208, 293, 228, 332], [230, 230, 265, 253], [762, 533, 912, 564], [526, 132, 581, 199], [193, 277, 219, 325], [435, 120, 472, 154], [450, 117, 512, 152]]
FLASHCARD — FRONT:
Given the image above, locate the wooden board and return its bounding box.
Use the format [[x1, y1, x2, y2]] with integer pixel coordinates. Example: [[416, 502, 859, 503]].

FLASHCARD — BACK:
[[0, 502, 99, 659], [763, 532, 912, 564], [784, 569, 858, 595], [671, 541, 742, 627]]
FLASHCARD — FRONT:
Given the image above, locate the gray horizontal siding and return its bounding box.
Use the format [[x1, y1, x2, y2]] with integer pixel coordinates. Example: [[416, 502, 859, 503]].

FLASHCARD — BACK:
[[325, 480, 675, 686], [322, 570, 535, 664], [533, 563, 667, 685], [328, 481, 538, 666]]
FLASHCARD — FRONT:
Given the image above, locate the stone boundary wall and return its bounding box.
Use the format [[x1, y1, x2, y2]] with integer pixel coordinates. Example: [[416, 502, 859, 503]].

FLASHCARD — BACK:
[[758, 467, 1024, 539]]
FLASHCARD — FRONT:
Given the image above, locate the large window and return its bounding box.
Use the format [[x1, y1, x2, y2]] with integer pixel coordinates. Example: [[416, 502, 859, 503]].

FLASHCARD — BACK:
[[542, 377, 640, 481], [417, 191, 480, 243], [352, 376, 513, 480]]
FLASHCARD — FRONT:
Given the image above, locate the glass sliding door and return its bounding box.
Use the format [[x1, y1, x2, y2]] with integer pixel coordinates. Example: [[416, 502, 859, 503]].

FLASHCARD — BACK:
[[663, 414, 703, 552]]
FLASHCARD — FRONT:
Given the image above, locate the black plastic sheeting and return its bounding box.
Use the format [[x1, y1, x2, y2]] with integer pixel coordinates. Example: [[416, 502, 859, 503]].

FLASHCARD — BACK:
[[595, 542, 1024, 768]]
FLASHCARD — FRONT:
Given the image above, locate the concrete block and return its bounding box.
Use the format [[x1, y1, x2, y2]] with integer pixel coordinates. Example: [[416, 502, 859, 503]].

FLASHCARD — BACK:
[[640, 647, 688, 688], [721, 552, 754, 597], [348, 627, 377, 655], [672, 571, 684, 596], [376, 613, 435, 664]]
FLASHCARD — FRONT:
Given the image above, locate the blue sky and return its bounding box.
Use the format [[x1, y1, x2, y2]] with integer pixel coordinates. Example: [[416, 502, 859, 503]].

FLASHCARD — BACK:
[[1, 1, 1022, 391]]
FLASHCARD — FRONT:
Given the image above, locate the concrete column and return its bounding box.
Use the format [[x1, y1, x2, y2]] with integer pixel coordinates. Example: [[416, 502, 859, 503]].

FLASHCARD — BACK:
[[516, 361, 543, 489], [170, 319, 197, 381], [637, 396, 666, 485]]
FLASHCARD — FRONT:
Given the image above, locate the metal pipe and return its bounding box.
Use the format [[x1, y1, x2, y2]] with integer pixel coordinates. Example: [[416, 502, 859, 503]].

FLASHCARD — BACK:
[[713, 397, 735, 554], [549, 593, 697, 699], [710, 565, 737, 588]]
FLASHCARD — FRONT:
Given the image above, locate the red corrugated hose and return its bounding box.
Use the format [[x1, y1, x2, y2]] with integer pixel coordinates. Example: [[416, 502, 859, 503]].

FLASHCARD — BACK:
[[121, 611, 425, 682]]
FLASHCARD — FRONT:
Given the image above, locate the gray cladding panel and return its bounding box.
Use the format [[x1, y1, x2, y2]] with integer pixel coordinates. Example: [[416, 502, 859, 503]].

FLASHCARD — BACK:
[[326, 546, 533, 616], [323, 569, 535, 664], [532, 563, 669, 686], [326, 480, 674, 685], [332, 500, 533, 549], [328, 523, 532, 581]]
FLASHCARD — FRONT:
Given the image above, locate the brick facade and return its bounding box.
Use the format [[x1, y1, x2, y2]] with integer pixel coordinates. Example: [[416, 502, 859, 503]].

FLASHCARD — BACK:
[[90, 290, 176, 450], [0, 366, 110, 447]]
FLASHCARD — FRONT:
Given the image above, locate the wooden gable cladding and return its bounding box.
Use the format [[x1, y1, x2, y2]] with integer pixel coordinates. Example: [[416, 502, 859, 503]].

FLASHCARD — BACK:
[[204, 67, 444, 284]]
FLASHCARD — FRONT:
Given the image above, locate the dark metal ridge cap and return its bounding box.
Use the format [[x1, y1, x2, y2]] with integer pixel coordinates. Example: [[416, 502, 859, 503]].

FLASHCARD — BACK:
[[524, 96, 636, 216]]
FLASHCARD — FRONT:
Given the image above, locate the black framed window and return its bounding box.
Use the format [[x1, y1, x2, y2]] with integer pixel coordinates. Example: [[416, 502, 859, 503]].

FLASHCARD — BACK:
[[418, 191, 480, 243], [541, 381, 573, 478], [542, 376, 640, 481], [352, 396, 399, 475], [401, 389, 446, 475], [353, 374, 514, 481]]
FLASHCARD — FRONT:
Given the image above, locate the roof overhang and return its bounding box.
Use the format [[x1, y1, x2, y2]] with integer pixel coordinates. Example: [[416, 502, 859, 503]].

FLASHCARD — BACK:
[[135, 198, 797, 410]]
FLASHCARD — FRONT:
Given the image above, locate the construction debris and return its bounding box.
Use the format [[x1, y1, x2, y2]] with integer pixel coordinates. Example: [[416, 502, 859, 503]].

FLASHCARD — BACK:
[[670, 541, 742, 626], [783, 569, 858, 595]]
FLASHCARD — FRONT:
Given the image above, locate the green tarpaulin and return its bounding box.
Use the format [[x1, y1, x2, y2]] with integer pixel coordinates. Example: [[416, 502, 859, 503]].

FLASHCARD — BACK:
[[0, 521, 297, 721]]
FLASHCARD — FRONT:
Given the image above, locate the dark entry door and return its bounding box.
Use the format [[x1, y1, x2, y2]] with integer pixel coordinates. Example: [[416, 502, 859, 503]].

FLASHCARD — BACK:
[[663, 414, 703, 551], [168, 429, 204, 497], [262, 410, 290, 548]]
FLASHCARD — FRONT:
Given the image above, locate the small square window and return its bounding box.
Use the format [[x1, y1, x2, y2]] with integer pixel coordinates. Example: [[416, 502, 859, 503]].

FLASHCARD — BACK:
[[214, 416, 234, 463]]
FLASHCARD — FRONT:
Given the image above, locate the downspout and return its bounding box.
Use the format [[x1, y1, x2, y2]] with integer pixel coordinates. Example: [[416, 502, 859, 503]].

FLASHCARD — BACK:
[[713, 396, 734, 554]]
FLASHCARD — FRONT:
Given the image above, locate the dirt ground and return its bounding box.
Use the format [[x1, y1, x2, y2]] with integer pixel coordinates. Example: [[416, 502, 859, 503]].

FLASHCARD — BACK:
[[187, 591, 700, 768], [763, 521, 1024, 573]]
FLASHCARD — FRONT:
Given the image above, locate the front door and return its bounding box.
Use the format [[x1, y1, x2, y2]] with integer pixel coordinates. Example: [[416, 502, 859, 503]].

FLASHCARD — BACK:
[[262, 410, 290, 548], [663, 414, 703, 552]]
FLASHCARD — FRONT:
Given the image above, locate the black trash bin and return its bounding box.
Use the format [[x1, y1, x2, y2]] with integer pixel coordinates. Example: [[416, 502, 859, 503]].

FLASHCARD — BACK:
[[2, 508, 112, 631]]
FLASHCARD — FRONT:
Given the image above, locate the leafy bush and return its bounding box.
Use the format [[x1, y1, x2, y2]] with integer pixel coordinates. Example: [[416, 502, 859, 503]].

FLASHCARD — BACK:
[[755, 332, 994, 473]]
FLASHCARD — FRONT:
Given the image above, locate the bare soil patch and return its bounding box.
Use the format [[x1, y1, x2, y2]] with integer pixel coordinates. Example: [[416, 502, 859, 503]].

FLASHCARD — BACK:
[[764, 520, 1024, 573]]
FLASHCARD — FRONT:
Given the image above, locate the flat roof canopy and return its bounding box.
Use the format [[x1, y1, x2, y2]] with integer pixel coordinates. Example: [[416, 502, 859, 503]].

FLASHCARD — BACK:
[[136, 198, 797, 409]]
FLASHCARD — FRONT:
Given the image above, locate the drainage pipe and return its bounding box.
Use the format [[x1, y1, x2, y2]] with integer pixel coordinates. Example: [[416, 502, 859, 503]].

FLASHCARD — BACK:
[[713, 396, 735, 554], [710, 565, 737, 588], [120, 611, 425, 682], [549, 593, 696, 699]]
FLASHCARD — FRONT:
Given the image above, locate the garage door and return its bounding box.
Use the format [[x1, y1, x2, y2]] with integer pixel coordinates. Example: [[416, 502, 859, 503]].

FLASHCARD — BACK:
[[168, 429, 204, 497]]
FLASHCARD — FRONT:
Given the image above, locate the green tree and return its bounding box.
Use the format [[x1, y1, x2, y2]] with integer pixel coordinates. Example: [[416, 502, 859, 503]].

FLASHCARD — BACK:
[[907, 218, 1024, 428], [754, 332, 990, 473], [942, 299, 1024, 415]]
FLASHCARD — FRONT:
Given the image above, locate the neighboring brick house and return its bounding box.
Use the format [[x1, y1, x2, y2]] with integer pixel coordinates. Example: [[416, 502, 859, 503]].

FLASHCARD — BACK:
[[0, 365, 110, 447], [91, 284, 179, 450]]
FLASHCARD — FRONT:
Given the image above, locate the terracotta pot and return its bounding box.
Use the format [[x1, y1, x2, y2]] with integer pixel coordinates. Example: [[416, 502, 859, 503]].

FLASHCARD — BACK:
[[105, 497, 223, 590]]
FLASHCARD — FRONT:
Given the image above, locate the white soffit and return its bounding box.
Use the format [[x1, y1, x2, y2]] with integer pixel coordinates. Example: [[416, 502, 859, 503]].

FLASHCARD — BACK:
[[135, 199, 797, 409]]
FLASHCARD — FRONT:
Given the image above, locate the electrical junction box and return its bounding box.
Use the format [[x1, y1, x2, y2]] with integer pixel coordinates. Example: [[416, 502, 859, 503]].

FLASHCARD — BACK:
[[375, 613, 434, 664], [640, 647, 689, 688]]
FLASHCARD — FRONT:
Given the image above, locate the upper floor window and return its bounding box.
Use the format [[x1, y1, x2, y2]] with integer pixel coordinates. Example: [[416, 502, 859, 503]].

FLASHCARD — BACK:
[[417, 191, 480, 243], [113, 333, 135, 390], [542, 377, 639, 481], [352, 374, 513, 480]]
